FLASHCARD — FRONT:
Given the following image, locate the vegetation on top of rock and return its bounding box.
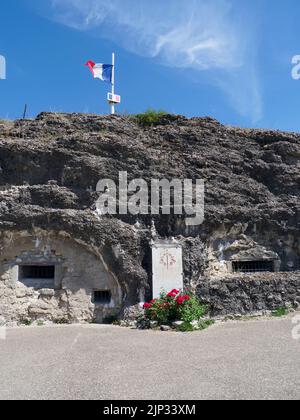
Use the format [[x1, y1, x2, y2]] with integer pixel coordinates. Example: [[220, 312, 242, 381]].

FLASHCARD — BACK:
[[134, 109, 169, 127]]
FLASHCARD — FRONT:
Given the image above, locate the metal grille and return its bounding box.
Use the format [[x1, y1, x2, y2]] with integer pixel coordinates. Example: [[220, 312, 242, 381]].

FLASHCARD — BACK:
[[232, 260, 274, 273], [93, 291, 111, 305], [21, 265, 55, 279]]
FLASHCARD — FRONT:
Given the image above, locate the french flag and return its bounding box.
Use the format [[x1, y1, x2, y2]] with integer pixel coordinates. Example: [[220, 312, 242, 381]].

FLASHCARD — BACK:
[[85, 61, 113, 84]]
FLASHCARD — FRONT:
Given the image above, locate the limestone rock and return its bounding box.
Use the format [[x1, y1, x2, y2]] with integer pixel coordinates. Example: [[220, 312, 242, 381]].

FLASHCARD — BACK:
[[160, 325, 171, 332], [0, 112, 299, 322], [172, 321, 184, 328]]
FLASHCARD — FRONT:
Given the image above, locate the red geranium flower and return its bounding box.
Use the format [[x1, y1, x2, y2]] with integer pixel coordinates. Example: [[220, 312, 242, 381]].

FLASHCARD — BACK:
[[176, 296, 185, 306], [167, 289, 180, 298], [183, 295, 191, 301], [171, 289, 180, 294], [143, 302, 152, 309]]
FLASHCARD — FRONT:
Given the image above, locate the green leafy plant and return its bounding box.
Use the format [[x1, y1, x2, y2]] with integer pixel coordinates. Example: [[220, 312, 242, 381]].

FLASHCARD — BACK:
[[21, 319, 32, 326], [143, 289, 209, 328], [134, 109, 168, 128], [175, 319, 214, 333], [198, 319, 215, 330], [178, 295, 208, 323], [37, 320, 44, 327], [272, 307, 289, 317], [176, 322, 194, 332]]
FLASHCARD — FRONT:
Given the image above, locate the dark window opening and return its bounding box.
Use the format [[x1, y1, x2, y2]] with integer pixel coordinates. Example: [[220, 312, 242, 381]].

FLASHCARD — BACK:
[[93, 290, 111, 305], [20, 265, 55, 280], [232, 260, 274, 273]]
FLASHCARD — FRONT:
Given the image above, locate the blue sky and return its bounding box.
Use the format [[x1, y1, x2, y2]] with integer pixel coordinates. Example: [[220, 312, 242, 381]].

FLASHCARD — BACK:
[[0, 0, 300, 131]]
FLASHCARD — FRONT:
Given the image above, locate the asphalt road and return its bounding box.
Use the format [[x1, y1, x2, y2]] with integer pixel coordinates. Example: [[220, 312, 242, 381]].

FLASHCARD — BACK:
[[0, 317, 299, 400]]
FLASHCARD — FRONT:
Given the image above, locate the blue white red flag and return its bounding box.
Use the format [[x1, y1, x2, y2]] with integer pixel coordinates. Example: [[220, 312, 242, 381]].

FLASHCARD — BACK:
[[85, 61, 113, 83]]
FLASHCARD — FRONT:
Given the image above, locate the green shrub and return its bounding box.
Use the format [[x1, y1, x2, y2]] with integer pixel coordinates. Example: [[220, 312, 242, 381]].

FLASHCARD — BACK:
[[178, 295, 208, 323], [144, 293, 178, 324], [21, 319, 32, 326], [272, 307, 289, 317], [198, 320, 215, 330], [143, 289, 209, 326], [177, 322, 194, 332], [134, 109, 168, 127], [176, 320, 214, 333]]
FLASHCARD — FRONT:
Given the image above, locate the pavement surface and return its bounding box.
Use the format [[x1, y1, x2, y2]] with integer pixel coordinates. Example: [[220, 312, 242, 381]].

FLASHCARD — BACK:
[[0, 316, 300, 400]]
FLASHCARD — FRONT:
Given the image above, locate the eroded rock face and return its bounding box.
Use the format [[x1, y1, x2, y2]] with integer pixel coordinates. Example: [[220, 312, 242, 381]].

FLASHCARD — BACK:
[[0, 112, 299, 321]]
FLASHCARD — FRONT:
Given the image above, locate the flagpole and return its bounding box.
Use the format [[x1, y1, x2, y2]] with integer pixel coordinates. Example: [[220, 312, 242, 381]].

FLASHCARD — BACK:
[[111, 52, 115, 115]]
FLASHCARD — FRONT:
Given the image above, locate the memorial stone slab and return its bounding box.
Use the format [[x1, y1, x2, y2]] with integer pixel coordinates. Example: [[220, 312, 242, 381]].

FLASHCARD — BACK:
[[151, 240, 183, 299]]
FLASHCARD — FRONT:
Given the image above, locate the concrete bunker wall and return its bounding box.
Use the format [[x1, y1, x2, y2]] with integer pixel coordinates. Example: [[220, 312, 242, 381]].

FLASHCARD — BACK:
[[0, 231, 122, 324]]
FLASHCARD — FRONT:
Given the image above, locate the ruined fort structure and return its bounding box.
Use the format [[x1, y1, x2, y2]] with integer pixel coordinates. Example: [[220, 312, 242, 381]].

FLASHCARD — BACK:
[[0, 113, 299, 324]]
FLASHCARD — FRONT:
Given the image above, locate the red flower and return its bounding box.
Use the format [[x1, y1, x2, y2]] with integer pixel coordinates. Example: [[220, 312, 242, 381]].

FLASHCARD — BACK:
[[150, 300, 157, 304], [176, 294, 190, 305], [176, 296, 185, 306], [143, 302, 152, 309], [171, 289, 180, 294], [167, 289, 180, 298]]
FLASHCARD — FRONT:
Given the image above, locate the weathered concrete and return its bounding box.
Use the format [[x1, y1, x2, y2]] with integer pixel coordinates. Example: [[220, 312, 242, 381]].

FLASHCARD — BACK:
[[0, 318, 299, 400]]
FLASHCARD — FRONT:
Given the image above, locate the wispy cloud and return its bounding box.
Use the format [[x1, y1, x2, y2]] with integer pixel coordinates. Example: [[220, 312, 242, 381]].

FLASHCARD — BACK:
[[47, 0, 262, 122]]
